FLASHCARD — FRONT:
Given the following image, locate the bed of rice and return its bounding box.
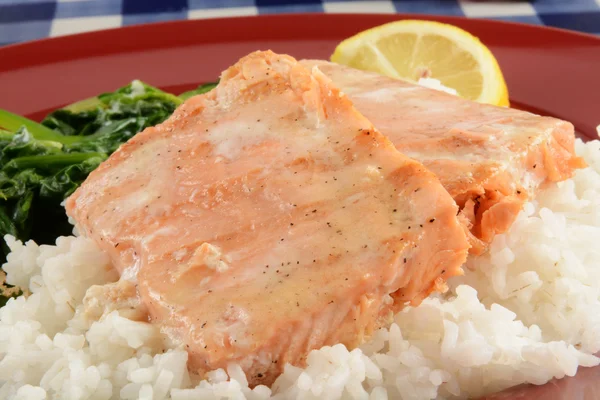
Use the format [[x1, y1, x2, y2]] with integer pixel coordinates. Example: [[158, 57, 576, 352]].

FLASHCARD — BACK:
[[1, 138, 600, 400]]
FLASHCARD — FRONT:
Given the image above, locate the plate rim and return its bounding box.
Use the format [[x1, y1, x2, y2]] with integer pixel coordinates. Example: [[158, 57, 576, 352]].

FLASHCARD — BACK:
[[1, 12, 598, 138], [2, 13, 600, 72]]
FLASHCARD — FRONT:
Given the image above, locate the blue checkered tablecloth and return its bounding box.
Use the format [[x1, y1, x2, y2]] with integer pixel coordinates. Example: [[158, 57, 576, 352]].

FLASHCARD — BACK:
[[1, 0, 599, 46]]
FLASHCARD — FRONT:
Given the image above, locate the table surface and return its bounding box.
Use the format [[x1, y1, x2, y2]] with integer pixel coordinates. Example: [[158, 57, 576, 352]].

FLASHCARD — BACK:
[[1, 0, 599, 47]]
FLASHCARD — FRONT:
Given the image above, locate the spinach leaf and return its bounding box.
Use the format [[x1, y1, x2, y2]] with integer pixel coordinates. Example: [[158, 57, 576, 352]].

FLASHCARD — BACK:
[[0, 128, 62, 163], [0, 109, 80, 145], [42, 109, 99, 137], [39, 156, 105, 200], [0, 205, 18, 240]]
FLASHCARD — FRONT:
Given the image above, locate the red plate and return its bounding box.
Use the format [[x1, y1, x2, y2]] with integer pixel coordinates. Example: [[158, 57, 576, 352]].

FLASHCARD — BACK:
[[1, 14, 599, 399]]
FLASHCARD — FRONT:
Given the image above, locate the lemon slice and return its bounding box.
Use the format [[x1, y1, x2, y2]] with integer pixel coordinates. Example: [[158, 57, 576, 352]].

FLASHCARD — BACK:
[[331, 20, 509, 106]]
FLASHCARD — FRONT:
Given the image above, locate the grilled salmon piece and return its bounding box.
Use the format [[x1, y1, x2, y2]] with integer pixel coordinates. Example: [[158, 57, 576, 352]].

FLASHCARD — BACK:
[[302, 61, 585, 253], [66, 51, 469, 385]]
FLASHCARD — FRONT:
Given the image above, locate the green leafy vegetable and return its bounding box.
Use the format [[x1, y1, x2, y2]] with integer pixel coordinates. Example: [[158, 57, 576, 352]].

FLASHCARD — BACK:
[[0, 79, 217, 306], [0, 109, 83, 145]]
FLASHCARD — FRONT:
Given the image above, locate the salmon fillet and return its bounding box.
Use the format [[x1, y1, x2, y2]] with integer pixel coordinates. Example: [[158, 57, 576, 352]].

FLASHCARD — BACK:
[[302, 61, 585, 253], [66, 51, 469, 386]]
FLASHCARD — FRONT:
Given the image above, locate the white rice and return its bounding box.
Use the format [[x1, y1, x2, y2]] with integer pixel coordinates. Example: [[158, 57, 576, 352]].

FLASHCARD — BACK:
[[2, 138, 600, 400]]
